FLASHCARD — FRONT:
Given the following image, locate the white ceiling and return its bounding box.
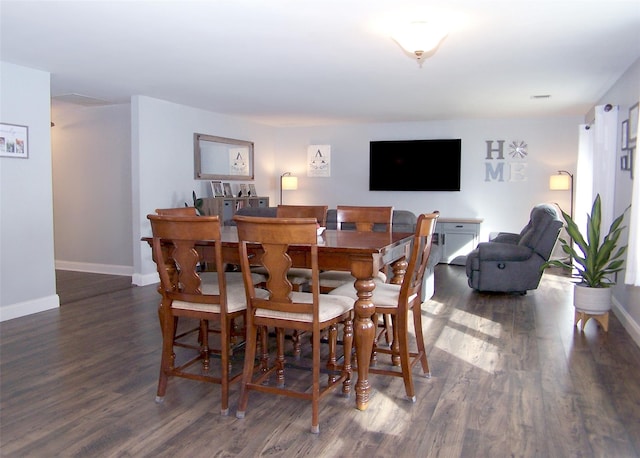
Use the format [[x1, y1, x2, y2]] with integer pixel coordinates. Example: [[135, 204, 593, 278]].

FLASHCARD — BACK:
[[1, 0, 639, 127]]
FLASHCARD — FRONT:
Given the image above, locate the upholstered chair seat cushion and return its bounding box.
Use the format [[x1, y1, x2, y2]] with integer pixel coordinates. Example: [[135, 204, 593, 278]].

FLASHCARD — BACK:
[[254, 291, 353, 323]]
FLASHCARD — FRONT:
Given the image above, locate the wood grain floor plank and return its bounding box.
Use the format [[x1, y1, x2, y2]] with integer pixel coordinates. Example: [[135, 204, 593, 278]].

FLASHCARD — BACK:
[[2, 267, 640, 457]]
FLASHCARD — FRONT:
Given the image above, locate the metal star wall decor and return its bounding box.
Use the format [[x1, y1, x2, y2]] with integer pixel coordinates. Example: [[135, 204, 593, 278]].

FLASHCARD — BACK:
[[508, 140, 528, 158]]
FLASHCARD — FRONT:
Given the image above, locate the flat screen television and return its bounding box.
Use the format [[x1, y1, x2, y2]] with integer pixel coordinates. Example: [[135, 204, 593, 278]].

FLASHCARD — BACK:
[[369, 139, 461, 191]]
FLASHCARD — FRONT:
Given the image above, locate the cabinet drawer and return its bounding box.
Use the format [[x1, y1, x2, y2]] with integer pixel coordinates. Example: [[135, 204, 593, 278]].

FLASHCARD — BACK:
[[439, 222, 478, 233]]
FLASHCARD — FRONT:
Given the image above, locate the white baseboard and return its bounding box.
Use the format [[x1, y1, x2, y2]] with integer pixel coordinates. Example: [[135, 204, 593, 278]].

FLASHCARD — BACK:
[[0, 294, 59, 322], [55, 261, 133, 276], [612, 297, 640, 348], [132, 272, 159, 287]]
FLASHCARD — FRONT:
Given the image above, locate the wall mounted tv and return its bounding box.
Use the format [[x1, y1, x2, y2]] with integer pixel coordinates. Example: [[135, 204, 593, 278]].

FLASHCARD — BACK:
[[369, 139, 461, 191]]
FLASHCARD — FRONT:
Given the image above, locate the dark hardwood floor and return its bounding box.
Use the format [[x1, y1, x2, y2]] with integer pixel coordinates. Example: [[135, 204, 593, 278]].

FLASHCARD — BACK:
[[2, 266, 640, 457], [55, 270, 133, 305]]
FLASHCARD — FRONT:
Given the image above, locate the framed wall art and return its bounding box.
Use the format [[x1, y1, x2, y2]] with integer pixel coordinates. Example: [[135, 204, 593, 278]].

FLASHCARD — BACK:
[[0, 123, 29, 159], [629, 102, 639, 146], [621, 119, 629, 149]]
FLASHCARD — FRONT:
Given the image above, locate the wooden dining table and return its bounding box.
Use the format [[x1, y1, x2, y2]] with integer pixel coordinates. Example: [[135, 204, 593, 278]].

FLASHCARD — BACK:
[[143, 226, 413, 411]]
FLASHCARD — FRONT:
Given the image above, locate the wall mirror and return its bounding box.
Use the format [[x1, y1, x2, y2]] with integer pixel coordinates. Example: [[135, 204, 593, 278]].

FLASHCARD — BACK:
[[194, 133, 254, 180]]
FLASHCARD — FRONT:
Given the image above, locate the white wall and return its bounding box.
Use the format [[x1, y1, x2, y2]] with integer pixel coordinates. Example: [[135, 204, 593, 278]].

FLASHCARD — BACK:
[[51, 102, 132, 274], [273, 116, 580, 241], [0, 62, 58, 321], [131, 96, 277, 285], [594, 58, 640, 338]]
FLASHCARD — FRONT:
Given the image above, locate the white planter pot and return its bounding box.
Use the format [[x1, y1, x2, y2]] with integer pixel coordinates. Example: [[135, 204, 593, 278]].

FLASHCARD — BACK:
[[573, 284, 612, 314]]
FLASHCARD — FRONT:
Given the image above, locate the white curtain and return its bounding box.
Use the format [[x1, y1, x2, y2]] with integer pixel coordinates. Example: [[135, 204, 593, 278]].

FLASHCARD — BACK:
[[625, 102, 640, 287], [575, 124, 594, 235], [593, 105, 619, 234], [574, 105, 618, 240]]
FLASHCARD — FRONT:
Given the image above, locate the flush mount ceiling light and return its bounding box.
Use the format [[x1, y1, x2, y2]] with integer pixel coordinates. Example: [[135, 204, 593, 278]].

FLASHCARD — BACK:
[[391, 21, 449, 66]]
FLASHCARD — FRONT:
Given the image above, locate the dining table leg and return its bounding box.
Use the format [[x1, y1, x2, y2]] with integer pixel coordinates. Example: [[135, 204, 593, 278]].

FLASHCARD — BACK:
[[351, 259, 377, 411]]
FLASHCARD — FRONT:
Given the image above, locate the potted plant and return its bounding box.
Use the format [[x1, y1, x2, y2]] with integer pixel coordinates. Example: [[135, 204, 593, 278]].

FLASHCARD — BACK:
[[185, 190, 205, 216], [544, 194, 629, 314]]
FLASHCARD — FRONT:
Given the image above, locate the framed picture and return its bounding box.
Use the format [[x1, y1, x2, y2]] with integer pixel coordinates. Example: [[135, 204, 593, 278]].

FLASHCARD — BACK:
[[621, 119, 629, 149], [621, 154, 630, 171], [210, 180, 224, 197], [629, 102, 639, 146], [248, 183, 257, 196], [223, 182, 233, 197], [238, 183, 248, 197], [0, 122, 29, 159]]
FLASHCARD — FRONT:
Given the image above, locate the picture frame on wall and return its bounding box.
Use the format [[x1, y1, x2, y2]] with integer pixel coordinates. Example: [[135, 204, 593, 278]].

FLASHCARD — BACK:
[[629, 102, 639, 145], [0, 122, 29, 159], [621, 119, 629, 149], [223, 182, 233, 197], [211, 180, 224, 197]]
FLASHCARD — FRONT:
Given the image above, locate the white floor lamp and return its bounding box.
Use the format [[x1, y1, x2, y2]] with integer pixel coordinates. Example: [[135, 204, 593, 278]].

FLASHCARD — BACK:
[[550, 170, 574, 264], [280, 172, 298, 204]]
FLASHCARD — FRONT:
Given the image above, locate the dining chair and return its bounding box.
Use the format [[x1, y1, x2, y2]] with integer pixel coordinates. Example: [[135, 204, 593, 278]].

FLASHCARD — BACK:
[[276, 204, 328, 226], [274, 205, 330, 357], [329, 212, 439, 401], [316, 205, 393, 293], [155, 207, 198, 216], [273, 204, 329, 291], [148, 214, 252, 415], [153, 206, 264, 350], [233, 215, 354, 434]]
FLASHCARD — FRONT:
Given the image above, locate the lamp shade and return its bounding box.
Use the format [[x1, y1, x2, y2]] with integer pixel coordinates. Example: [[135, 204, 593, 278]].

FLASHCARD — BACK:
[[549, 174, 571, 191], [281, 175, 298, 190]]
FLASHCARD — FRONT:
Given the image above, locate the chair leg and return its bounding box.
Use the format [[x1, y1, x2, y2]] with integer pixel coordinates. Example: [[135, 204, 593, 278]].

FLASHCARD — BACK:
[[260, 326, 269, 373], [370, 312, 378, 366], [156, 309, 175, 403], [327, 324, 338, 384], [342, 318, 353, 397], [412, 304, 430, 377], [311, 330, 321, 434], [220, 317, 230, 416], [396, 312, 415, 402], [390, 314, 400, 366], [276, 328, 285, 388], [200, 319, 210, 372], [292, 330, 302, 359], [236, 323, 258, 419]]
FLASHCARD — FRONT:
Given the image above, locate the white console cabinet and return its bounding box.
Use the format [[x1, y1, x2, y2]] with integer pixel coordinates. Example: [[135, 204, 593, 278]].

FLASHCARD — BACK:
[[435, 218, 483, 264]]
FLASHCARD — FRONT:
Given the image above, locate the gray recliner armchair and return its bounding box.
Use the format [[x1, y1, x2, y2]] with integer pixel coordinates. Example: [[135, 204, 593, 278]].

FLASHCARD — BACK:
[[465, 203, 562, 293]]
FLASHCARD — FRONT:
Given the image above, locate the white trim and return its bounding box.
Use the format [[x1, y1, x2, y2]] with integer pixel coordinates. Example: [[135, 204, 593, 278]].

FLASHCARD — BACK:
[[55, 261, 133, 276], [132, 272, 159, 287], [0, 294, 59, 322], [612, 296, 640, 348]]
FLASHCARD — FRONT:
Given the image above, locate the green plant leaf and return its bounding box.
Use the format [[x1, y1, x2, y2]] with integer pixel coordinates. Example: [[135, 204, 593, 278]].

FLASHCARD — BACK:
[[544, 193, 629, 288]]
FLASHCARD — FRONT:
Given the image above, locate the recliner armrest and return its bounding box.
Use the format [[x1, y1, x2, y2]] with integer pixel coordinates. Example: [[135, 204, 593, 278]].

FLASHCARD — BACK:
[[477, 242, 533, 262], [490, 232, 521, 244]]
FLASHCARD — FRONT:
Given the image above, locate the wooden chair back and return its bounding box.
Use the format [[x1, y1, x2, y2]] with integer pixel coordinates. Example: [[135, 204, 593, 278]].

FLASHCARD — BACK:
[[155, 207, 198, 216], [398, 212, 439, 312], [234, 215, 320, 317], [276, 205, 328, 227], [336, 205, 393, 232], [147, 214, 227, 310]]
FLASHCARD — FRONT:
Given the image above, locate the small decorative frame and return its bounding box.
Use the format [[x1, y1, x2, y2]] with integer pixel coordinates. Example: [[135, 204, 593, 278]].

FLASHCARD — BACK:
[[0, 123, 29, 159], [621, 154, 630, 171], [621, 119, 629, 149], [248, 183, 257, 196], [238, 183, 248, 197], [223, 182, 233, 197], [210, 180, 224, 197], [629, 102, 639, 146]]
